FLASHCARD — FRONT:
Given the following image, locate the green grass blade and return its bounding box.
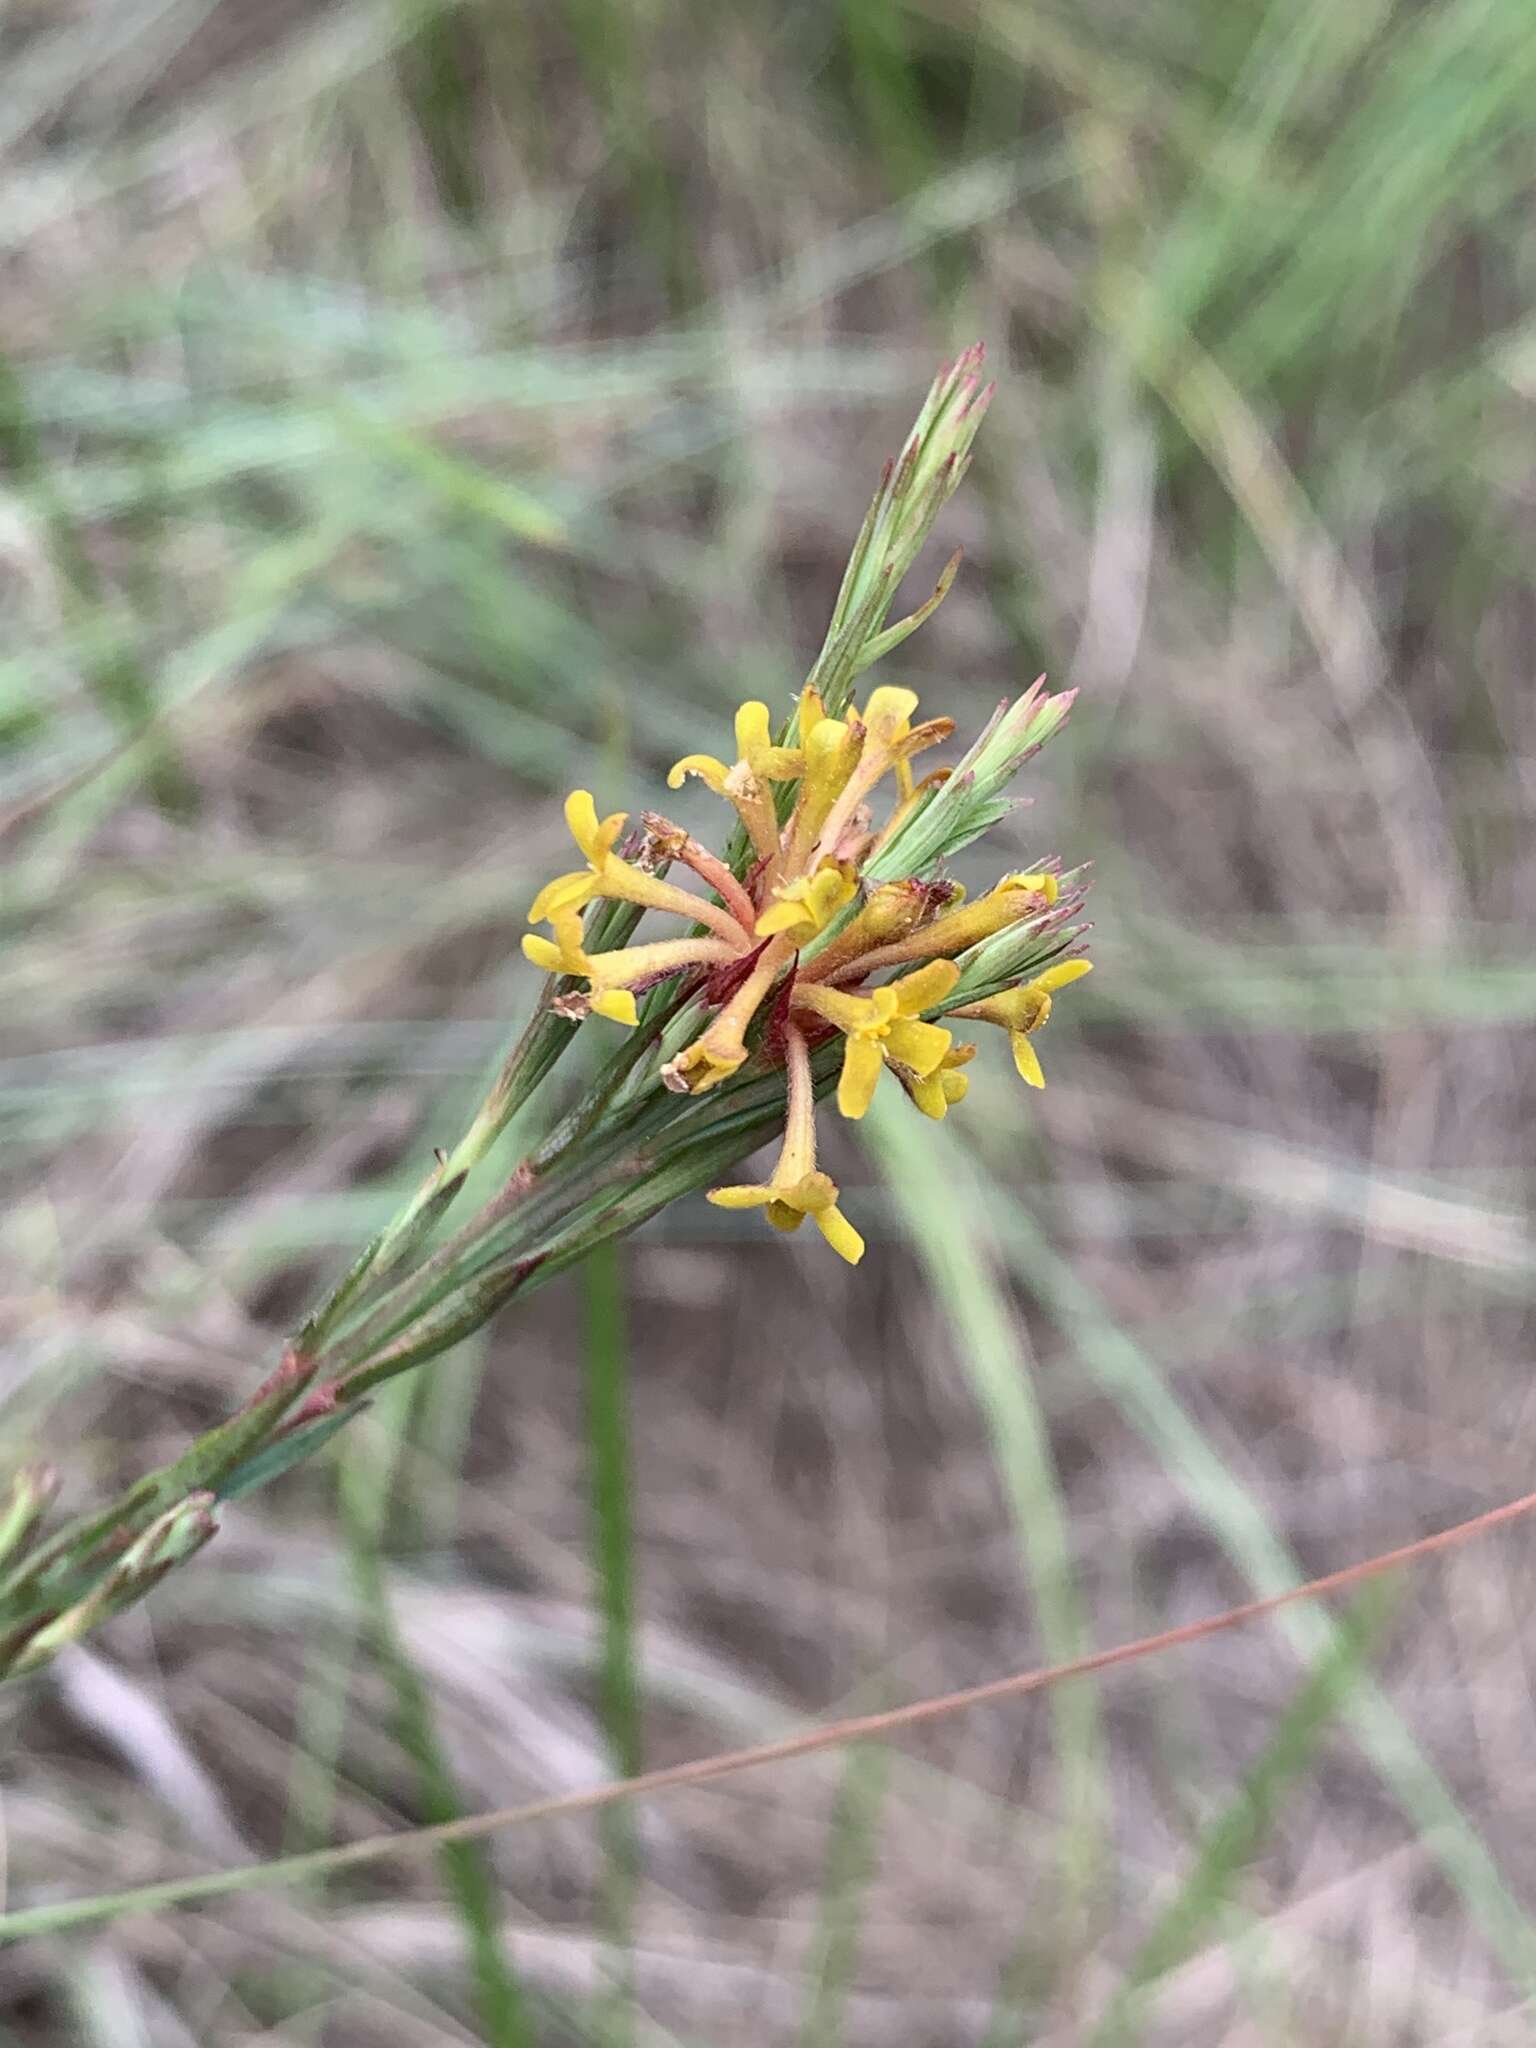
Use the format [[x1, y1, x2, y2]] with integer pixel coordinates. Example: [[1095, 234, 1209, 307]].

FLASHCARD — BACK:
[[798, 1740, 889, 2048], [585, 1238, 641, 2044], [866, 1098, 1109, 1925], [342, 1419, 534, 2047]]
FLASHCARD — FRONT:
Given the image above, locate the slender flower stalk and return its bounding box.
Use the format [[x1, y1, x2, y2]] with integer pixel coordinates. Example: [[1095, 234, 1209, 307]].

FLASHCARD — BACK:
[[0, 346, 1094, 1679]]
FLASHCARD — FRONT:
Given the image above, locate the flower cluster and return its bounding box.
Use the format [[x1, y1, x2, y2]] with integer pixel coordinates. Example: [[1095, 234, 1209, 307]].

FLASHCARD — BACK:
[[522, 677, 1090, 1264], [0, 346, 1098, 1689]]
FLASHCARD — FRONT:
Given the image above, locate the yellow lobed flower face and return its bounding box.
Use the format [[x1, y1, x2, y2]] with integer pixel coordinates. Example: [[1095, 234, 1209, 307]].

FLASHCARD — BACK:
[[521, 906, 590, 978], [707, 1170, 864, 1265], [853, 685, 954, 772], [527, 791, 628, 923], [662, 1033, 749, 1094], [756, 860, 857, 943], [908, 1041, 976, 1119], [797, 958, 960, 1119], [667, 699, 804, 796]]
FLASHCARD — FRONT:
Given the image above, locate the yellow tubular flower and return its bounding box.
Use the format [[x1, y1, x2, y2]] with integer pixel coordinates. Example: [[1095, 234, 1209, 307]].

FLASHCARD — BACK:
[[811, 686, 955, 865], [756, 860, 857, 944], [860, 684, 920, 750], [706, 1025, 864, 1263], [782, 714, 863, 869], [846, 870, 1058, 975], [526, 789, 749, 948], [795, 958, 960, 1119], [796, 683, 827, 737], [528, 791, 629, 923], [709, 1169, 864, 1261], [952, 958, 1092, 1088], [662, 936, 796, 1095], [733, 700, 803, 783], [668, 699, 804, 866], [522, 908, 742, 1029]]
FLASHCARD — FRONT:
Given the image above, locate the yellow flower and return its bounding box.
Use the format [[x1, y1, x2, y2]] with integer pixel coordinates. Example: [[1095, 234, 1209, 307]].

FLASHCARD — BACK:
[[528, 791, 628, 923], [668, 699, 805, 865], [856, 686, 955, 774], [795, 878, 949, 978], [663, 1033, 749, 1093], [781, 714, 863, 868], [849, 870, 1058, 974], [521, 905, 589, 977], [523, 913, 741, 1028], [522, 910, 639, 1021], [952, 958, 1092, 1088], [527, 790, 749, 947], [705, 1022, 864, 1263], [668, 699, 803, 795], [662, 937, 796, 1095], [809, 686, 954, 867], [756, 860, 857, 943], [796, 958, 959, 1119], [907, 1041, 976, 1119], [707, 1169, 864, 1264]]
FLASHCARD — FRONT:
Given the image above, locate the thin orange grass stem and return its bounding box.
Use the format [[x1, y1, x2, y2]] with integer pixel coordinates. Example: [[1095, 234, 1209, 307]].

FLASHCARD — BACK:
[[8, 1486, 1536, 1942]]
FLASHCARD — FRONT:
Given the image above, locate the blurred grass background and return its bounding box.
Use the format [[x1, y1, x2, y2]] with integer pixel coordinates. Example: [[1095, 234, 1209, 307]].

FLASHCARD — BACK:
[[4, 0, 1536, 2040]]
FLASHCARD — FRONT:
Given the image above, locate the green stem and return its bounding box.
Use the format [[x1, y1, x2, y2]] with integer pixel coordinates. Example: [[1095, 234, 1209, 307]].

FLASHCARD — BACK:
[[343, 1453, 534, 2047]]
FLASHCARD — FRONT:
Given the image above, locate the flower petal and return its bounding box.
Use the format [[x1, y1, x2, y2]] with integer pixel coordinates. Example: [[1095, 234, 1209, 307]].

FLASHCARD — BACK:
[[734, 700, 774, 762], [1011, 1032, 1046, 1088], [1033, 958, 1092, 995], [666, 754, 730, 793], [813, 1202, 865, 1265], [521, 933, 564, 972], [892, 958, 960, 1014], [795, 982, 877, 1034], [593, 810, 628, 862], [837, 1032, 885, 1119], [528, 871, 598, 924], [910, 1072, 947, 1118], [859, 685, 919, 741], [662, 1036, 748, 1093], [591, 990, 639, 1026], [564, 789, 602, 858], [884, 1016, 952, 1078], [1000, 869, 1059, 905], [756, 897, 814, 938]]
